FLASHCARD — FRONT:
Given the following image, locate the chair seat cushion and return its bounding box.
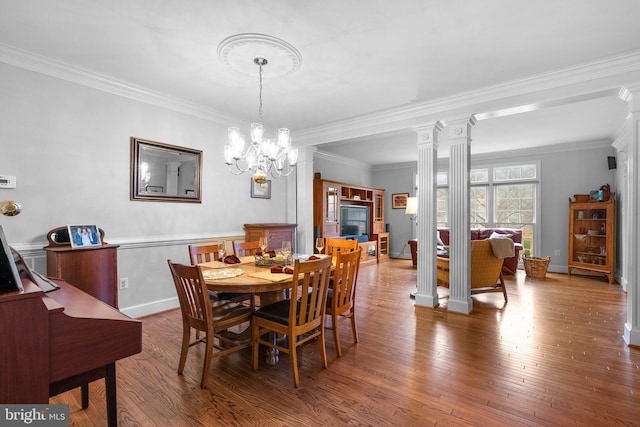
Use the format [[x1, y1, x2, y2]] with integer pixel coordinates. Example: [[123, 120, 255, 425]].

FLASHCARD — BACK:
[[218, 292, 251, 300], [325, 288, 333, 307], [209, 290, 250, 301], [254, 299, 300, 325], [211, 300, 254, 323]]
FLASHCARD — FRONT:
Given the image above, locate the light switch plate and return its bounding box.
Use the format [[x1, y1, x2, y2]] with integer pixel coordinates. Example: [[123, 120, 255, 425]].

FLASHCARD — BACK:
[[0, 175, 16, 188]]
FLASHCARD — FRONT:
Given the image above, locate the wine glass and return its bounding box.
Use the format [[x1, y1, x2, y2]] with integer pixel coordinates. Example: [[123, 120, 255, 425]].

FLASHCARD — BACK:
[[259, 236, 268, 254], [281, 241, 292, 265], [217, 241, 226, 262], [315, 237, 324, 254]]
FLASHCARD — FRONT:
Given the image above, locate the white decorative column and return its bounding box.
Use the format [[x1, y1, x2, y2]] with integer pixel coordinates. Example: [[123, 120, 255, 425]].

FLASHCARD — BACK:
[[293, 146, 316, 255], [620, 84, 640, 347], [447, 116, 476, 314], [414, 122, 443, 308]]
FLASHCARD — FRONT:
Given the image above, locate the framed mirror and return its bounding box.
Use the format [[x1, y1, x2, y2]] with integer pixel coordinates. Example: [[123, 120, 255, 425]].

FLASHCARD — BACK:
[[130, 137, 202, 203]]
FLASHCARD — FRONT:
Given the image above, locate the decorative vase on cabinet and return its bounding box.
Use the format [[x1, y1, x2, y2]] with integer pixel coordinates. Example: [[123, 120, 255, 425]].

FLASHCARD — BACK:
[[567, 195, 615, 283]]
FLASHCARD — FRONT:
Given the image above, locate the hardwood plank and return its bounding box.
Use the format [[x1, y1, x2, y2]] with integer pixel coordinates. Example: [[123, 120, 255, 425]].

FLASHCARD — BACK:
[[51, 261, 640, 426]]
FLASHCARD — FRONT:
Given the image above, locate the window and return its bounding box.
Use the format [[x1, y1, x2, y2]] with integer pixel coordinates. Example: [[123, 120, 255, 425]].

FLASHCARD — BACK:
[[437, 172, 448, 227], [438, 163, 539, 258], [470, 186, 488, 227]]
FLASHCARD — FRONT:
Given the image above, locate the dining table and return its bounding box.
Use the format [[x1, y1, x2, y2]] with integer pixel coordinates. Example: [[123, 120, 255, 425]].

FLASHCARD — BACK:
[[199, 254, 330, 364]]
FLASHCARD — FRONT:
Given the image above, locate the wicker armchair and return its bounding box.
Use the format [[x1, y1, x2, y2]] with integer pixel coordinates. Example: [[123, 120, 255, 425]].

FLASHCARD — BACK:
[[436, 240, 507, 302]]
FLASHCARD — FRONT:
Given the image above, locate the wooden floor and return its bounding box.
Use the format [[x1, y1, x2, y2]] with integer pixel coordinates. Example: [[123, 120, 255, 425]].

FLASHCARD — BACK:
[[52, 260, 640, 426]]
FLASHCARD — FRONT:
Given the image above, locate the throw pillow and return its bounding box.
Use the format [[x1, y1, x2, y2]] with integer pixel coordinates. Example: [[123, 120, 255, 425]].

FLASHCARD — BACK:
[[489, 231, 512, 240]]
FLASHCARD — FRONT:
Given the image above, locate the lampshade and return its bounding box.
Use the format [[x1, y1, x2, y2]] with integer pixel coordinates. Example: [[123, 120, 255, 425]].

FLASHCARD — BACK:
[[405, 197, 418, 215]]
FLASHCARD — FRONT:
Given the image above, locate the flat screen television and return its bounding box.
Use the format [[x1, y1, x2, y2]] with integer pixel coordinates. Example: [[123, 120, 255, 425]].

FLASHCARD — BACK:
[[340, 205, 370, 242]]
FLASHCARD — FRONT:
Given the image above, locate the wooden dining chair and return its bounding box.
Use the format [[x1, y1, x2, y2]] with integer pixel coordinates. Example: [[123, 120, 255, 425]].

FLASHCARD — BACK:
[[324, 238, 359, 257], [252, 256, 333, 387], [232, 240, 261, 257], [167, 260, 254, 389], [325, 248, 361, 357], [188, 243, 254, 308]]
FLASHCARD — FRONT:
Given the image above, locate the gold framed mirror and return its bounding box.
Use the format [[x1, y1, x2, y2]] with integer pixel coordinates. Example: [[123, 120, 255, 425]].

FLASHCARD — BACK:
[[130, 137, 202, 203]]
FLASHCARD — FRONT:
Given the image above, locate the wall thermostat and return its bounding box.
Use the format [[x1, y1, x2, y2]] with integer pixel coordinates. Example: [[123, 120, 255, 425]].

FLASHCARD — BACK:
[[0, 175, 17, 188]]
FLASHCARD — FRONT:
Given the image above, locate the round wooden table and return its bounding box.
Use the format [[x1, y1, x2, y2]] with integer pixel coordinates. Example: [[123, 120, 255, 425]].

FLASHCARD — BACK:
[[201, 259, 298, 365], [202, 262, 295, 295]]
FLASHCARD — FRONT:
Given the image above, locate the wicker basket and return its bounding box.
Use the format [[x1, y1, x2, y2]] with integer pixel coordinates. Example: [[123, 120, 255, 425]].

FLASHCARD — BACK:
[[523, 255, 550, 278]]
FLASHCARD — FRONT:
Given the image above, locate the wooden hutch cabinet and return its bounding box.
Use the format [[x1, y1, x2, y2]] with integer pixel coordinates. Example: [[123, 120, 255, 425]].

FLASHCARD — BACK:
[[44, 226, 120, 308], [313, 176, 388, 264], [567, 196, 615, 283], [244, 223, 297, 253]]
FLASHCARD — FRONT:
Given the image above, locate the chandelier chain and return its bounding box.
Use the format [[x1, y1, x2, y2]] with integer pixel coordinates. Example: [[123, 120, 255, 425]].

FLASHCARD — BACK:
[[258, 62, 263, 124]]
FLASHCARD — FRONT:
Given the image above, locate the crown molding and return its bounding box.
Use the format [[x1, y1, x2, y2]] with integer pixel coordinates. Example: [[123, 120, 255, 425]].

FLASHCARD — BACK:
[[2, 40, 639, 145], [294, 51, 640, 145], [370, 139, 614, 171], [313, 150, 370, 169], [0, 42, 239, 125]]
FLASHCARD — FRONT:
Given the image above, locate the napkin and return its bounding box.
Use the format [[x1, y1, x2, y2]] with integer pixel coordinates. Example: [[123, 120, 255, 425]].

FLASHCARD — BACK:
[[308, 255, 320, 260], [224, 255, 241, 264], [270, 265, 294, 274]]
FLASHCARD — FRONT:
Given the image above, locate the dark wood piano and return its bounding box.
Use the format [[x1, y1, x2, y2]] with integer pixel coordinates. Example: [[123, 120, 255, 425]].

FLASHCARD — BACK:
[[0, 254, 142, 426]]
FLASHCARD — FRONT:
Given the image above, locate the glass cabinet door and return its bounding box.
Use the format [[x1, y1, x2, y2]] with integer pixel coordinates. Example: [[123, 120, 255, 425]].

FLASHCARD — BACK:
[[325, 184, 339, 222], [572, 207, 607, 265]]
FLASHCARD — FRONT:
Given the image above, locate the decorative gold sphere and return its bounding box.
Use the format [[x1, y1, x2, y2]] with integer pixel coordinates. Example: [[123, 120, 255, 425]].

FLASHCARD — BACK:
[[253, 169, 267, 184]]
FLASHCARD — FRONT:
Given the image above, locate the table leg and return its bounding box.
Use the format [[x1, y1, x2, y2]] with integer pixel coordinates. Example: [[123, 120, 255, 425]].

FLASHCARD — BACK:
[[259, 290, 287, 365]]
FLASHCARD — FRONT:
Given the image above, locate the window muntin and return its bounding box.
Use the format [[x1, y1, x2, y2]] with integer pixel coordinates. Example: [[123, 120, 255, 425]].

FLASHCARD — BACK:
[[494, 164, 536, 182]]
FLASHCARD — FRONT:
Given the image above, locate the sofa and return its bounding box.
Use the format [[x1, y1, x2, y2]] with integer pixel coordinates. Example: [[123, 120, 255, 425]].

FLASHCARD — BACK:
[[408, 227, 523, 275]]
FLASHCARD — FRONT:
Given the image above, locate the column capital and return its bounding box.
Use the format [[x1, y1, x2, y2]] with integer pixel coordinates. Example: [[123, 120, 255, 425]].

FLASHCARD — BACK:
[[619, 83, 640, 112], [446, 115, 477, 140], [413, 121, 444, 147]]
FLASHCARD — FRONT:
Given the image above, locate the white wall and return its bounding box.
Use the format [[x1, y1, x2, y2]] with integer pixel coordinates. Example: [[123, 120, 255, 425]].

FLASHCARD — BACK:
[[0, 62, 291, 316], [313, 152, 372, 186]]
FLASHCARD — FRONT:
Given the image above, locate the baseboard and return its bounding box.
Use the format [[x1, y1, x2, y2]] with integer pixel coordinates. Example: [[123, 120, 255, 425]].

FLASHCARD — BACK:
[[120, 296, 180, 319]]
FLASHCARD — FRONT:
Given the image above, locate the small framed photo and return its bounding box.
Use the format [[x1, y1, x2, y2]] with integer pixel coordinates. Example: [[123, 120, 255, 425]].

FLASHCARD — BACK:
[[68, 225, 102, 249], [392, 193, 409, 209], [251, 179, 271, 199]]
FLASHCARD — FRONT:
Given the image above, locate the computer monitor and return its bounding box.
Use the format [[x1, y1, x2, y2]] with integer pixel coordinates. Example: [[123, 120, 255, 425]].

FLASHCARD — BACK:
[[0, 225, 23, 292]]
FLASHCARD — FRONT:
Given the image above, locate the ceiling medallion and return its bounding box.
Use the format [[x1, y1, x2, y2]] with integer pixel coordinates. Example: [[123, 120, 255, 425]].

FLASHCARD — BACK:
[[217, 33, 302, 78]]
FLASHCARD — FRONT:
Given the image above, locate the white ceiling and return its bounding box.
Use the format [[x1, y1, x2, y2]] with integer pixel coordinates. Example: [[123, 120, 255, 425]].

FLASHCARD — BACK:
[[1, 0, 639, 165]]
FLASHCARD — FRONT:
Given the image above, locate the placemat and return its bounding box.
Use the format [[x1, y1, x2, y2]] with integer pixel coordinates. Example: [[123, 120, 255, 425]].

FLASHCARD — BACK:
[[199, 261, 229, 269], [201, 268, 244, 280], [248, 270, 293, 283]]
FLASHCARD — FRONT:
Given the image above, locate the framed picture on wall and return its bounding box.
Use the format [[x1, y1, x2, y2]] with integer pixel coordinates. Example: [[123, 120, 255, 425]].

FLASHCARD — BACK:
[[68, 225, 102, 249], [392, 193, 409, 209], [251, 179, 271, 199]]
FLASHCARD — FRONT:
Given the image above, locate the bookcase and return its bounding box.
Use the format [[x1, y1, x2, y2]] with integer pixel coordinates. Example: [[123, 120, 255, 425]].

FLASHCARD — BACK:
[[567, 196, 615, 283]]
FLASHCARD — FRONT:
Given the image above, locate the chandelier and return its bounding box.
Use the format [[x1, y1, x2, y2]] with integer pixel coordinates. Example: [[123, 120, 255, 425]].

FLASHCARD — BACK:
[[223, 57, 298, 184]]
